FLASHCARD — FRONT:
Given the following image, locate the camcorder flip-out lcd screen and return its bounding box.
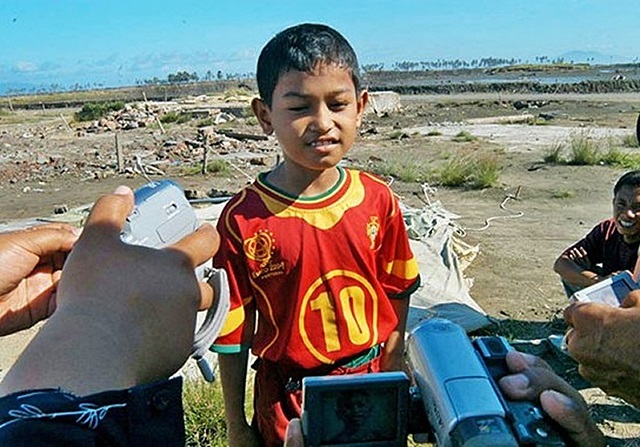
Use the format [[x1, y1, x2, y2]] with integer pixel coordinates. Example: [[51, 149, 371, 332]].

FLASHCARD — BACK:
[[570, 270, 639, 307], [301, 372, 410, 447]]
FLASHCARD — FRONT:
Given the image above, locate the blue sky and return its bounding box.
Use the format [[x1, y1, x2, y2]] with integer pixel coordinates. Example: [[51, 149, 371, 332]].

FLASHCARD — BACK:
[[1, 0, 639, 93]]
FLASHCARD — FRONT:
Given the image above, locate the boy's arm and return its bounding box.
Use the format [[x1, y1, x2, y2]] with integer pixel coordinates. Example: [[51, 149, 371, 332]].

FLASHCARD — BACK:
[[218, 351, 261, 447], [553, 247, 602, 288], [380, 296, 410, 371]]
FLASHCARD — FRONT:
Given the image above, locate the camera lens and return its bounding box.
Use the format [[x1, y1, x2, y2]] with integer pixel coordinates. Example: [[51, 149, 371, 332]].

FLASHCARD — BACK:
[[485, 338, 507, 356]]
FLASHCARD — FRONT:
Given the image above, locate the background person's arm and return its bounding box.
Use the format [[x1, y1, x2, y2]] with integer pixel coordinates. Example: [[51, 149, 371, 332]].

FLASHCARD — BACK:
[[553, 247, 602, 288], [0, 223, 78, 336]]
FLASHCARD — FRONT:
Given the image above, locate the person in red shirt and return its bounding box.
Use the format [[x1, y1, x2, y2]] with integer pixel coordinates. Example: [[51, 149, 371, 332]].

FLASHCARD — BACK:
[[554, 170, 640, 296], [210, 23, 420, 446]]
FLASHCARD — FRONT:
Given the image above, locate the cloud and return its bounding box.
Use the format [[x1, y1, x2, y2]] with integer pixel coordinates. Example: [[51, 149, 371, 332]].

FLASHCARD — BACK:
[[2, 48, 257, 89], [14, 61, 38, 73]]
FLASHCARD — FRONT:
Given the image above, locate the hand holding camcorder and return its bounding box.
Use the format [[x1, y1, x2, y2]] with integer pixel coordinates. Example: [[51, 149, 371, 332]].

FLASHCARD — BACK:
[[120, 179, 230, 382], [300, 318, 567, 447]]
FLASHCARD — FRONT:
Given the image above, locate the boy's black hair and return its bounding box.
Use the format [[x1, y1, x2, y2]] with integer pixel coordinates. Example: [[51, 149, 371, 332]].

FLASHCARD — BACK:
[[256, 23, 362, 106], [614, 170, 640, 195]]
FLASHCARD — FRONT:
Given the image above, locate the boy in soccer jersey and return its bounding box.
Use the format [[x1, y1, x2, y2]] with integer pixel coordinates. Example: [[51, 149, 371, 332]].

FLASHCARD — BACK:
[[211, 23, 420, 446]]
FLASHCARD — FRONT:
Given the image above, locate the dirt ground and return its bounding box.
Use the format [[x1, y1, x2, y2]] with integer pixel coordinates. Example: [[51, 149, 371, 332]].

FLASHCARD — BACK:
[[1, 91, 640, 445]]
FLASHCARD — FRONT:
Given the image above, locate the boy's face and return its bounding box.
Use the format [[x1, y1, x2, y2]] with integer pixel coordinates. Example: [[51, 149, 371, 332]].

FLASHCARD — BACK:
[[252, 63, 368, 173], [613, 185, 640, 242]]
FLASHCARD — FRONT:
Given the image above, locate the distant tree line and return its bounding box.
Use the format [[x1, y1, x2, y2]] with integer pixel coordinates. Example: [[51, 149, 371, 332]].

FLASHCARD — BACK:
[[362, 55, 578, 72], [137, 69, 252, 86], [4, 55, 637, 97]]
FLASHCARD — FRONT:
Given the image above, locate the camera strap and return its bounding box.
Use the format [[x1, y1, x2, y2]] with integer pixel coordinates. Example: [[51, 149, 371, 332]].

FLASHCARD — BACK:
[[190, 268, 231, 382]]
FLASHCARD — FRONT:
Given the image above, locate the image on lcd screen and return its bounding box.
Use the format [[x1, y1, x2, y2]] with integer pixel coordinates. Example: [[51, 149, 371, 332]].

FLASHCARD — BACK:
[[318, 388, 398, 444]]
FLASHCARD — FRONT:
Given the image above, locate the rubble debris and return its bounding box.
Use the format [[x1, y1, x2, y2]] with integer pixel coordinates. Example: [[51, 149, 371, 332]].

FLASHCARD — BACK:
[[54, 204, 69, 214], [367, 91, 402, 116], [217, 130, 268, 141]]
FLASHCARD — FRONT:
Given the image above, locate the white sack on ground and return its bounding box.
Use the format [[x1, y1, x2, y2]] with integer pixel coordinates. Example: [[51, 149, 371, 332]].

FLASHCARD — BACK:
[[402, 201, 490, 333]]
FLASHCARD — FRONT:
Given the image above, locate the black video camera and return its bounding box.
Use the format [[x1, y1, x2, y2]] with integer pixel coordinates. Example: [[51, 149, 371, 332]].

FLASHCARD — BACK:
[[300, 318, 567, 447]]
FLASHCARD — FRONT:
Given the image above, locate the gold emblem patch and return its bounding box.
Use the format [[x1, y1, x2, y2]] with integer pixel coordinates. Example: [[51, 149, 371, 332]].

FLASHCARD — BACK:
[[366, 216, 380, 249], [243, 229, 275, 269]]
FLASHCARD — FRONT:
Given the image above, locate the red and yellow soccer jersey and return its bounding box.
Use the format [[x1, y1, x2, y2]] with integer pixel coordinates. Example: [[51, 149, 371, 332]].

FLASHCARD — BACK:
[[211, 167, 420, 369]]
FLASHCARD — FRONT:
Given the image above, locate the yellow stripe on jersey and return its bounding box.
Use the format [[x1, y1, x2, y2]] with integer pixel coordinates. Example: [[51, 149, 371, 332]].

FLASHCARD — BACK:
[[224, 189, 249, 244], [258, 170, 365, 230], [384, 257, 420, 280], [219, 295, 254, 337]]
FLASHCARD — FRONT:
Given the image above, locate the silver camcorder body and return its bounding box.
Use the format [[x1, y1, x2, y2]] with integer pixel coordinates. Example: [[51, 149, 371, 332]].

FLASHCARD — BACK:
[[407, 318, 566, 447], [120, 179, 230, 382], [300, 317, 567, 447]]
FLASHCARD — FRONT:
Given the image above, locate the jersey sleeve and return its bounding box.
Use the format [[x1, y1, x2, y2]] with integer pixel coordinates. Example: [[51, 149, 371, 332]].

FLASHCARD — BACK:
[[377, 194, 420, 299], [209, 202, 255, 354]]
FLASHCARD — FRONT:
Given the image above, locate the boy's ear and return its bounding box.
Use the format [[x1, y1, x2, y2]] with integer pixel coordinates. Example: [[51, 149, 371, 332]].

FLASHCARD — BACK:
[[251, 98, 274, 135], [355, 90, 369, 128]]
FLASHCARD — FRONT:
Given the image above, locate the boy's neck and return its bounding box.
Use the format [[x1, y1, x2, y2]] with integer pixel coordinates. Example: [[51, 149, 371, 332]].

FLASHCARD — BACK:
[[265, 164, 342, 198]]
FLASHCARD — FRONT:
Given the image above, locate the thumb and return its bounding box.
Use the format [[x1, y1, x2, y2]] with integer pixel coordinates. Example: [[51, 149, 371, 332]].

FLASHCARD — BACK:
[[540, 390, 605, 447], [83, 186, 134, 237], [284, 418, 305, 447], [620, 289, 640, 308]]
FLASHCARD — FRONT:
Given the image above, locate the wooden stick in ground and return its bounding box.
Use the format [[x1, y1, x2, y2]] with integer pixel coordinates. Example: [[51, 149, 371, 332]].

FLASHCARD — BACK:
[[59, 114, 72, 132], [155, 116, 166, 134], [202, 145, 209, 174], [115, 133, 123, 173]]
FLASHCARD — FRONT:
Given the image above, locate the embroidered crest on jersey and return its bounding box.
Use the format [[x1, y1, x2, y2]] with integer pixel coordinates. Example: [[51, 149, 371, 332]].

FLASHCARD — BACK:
[[243, 229, 285, 279], [366, 216, 380, 249], [243, 229, 274, 267]]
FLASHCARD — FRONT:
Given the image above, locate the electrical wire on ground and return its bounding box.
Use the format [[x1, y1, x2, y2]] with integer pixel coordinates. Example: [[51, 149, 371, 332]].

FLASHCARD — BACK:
[[463, 185, 524, 232]]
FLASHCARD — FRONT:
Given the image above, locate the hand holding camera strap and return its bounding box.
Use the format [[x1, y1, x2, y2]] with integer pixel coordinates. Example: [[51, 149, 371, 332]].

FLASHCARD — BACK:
[[191, 268, 230, 382]]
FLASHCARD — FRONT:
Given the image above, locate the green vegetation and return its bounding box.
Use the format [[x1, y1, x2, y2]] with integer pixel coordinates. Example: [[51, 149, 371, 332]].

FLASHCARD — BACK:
[[425, 130, 442, 136], [543, 133, 640, 168], [471, 155, 502, 188], [368, 148, 501, 189], [182, 158, 232, 176], [205, 159, 232, 175], [74, 101, 125, 121], [439, 154, 501, 189], [197, 117, 215, 127], [487, 62, 590, 73], [245, 116, 259, 126], [452, 130, 478, 142], [439, 156, 469, 186], [622, 133, 639, 148], [160, 111, 192, 124], [551, 189, 574, 199], [183, 379, 228, 446], [387, 130, 409, 140], [567, 132, 600, 165], [543, 142, 565, 164], [370, 159, 430, 183]]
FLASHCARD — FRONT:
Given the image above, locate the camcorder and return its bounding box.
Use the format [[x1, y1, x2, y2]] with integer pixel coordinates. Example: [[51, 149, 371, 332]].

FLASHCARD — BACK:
[[300, 318, 567, 447], [120, 179, 230, 382], [569, 270, 638, 307]]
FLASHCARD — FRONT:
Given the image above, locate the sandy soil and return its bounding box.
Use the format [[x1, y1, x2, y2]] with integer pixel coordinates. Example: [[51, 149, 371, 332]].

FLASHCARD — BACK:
[[1, 91, 640, 445]]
